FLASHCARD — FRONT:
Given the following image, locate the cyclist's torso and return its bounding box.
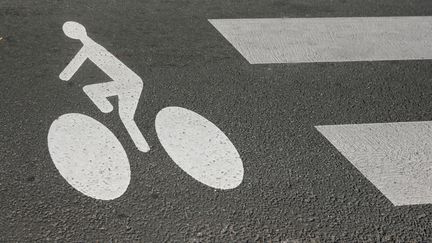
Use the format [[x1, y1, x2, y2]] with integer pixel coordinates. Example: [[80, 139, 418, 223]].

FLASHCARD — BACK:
[[83, 39, 141, 83]]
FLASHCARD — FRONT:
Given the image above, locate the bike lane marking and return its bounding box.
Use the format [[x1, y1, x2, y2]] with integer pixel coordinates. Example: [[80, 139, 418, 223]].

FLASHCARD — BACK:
[[209, 16, 432, 64], [47, 22, 245, 200]]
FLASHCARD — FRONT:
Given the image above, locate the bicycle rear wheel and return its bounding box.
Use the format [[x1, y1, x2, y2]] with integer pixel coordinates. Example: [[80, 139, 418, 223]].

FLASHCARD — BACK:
[[48, 113, 130, 200]]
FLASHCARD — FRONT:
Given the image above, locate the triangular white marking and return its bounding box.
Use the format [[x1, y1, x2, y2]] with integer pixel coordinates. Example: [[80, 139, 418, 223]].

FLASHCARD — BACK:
[[316, 121, 432, 206], [210, 17, 432, 64]]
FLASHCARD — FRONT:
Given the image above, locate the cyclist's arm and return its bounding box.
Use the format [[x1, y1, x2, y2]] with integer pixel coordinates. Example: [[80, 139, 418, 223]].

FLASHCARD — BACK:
[[59, 47, 87, 81]]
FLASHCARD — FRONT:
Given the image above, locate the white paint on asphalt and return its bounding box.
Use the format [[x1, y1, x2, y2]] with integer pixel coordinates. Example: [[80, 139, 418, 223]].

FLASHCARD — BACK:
[[209, 17, 432, 64], [155, 107, 244, 189], [316, 121, 432, 206], [60, 21, 150, 152], [48, 113, 130, 200]]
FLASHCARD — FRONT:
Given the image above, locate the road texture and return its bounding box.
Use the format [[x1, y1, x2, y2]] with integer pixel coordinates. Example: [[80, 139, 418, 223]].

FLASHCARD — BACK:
[[2, 0, 432, 241]]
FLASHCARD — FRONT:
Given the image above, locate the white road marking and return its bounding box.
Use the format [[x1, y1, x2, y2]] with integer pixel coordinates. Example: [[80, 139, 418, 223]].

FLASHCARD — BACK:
[[51, 22, 244, 199], [60, 21, 149, 152], [316, 121, 432, 206], [155, 107, 244, 189], [48, 113, 130, 200], [209, 17, 432, 64]]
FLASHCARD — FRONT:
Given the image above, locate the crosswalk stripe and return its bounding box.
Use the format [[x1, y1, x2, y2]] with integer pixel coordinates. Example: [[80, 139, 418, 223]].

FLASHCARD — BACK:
[[316, 121, 432, 206], [209, 17, 432, 64]]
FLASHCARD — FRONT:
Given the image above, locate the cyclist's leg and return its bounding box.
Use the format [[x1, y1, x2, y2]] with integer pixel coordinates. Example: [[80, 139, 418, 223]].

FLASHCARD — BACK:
[[117, 81, 150, 153], [83, 81, 117, 113]]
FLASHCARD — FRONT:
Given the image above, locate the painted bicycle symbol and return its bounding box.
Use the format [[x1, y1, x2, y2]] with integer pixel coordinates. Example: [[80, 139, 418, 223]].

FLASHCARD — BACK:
[[48, 22, 244, 200]]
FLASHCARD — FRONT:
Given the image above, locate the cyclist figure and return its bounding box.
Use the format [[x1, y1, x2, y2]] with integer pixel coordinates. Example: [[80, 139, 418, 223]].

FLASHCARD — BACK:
[[59, 21, 150, 152]]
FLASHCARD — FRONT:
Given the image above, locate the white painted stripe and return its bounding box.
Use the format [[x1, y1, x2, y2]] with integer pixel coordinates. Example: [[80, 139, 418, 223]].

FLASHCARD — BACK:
[[155, 107, 244, 189], [209, 17, 432, 64], [48, 113, 130, 200], [316, 121, 432, 206]]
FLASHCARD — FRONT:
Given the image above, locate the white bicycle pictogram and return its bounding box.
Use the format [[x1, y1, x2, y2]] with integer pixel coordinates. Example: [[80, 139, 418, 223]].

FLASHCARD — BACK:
[[47, 21, 244, 200]]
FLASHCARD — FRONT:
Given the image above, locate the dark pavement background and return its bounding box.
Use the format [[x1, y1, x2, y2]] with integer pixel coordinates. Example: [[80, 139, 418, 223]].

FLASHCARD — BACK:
[[2, 0, 432, 241]]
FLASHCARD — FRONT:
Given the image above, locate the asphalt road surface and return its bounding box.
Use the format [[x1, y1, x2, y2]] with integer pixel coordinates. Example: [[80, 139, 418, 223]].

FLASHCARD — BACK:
[[3, 0, 432, 241]]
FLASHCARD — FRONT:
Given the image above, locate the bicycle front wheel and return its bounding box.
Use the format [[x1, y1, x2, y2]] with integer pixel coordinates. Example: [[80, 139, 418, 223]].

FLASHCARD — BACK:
[[156, 106, 244, 190], [48, 113, 130, 200]]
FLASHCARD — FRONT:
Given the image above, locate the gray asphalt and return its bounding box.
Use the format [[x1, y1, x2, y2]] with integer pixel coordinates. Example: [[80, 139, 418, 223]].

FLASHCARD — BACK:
[[2, 0, 432, 241]]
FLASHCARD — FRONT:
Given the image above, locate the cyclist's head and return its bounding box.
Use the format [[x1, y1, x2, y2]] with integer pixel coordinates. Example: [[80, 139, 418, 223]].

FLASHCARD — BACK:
[[63, 21, 87, 40]]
